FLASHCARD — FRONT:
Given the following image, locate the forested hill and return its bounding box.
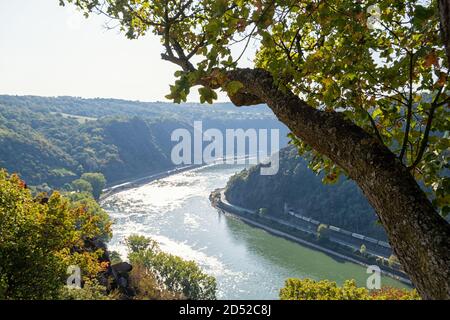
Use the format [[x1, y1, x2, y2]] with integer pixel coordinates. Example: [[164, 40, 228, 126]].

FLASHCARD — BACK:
[[225, 146, 387, 240], [0, 95, 289, 189], [0, 95, 276, 121]]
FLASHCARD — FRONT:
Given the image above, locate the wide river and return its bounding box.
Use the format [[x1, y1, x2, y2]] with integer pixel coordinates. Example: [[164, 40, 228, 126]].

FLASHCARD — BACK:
[[102, 163, 408, 299]]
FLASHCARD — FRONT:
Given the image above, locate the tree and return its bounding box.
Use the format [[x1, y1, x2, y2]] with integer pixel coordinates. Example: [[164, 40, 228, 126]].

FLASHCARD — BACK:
[[109, 251, 123, 265], [360, 244, 367, 256], [388, 254, 400, 268], [71, 178, 93, 195], [61, 0, 450, 299], [80, 173, 106, 200], [258, 207, 268, 216], [317, 224, 329, 240], [127, 235, 217, 300], [0, 170, 110, 299], [65, 191, 112, 242], [126, 234, 158, 253], [439, 0, 450, 63]]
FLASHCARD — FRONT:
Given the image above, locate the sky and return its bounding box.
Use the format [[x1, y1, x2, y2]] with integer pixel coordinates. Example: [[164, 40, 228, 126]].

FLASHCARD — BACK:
[[0, 0, 254, 102]]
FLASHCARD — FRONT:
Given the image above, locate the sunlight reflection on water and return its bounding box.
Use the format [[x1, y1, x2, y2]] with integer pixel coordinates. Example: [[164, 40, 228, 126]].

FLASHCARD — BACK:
[[103, 164, 408, 299]]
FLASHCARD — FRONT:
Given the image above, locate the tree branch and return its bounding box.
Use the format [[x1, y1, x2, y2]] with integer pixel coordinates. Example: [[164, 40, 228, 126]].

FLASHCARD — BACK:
[[439, 0, 450, 66], [409, 88, 444, 169], [399, 52, 415, 162]]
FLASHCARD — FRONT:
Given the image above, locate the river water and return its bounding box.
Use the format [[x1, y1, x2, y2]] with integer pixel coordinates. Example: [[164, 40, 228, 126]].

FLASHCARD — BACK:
[[102, 163, 408, 299]]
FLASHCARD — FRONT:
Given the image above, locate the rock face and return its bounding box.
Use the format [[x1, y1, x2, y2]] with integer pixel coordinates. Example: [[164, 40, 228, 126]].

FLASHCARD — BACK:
[[84, 237, 135, 299], [103, 262, 135, 298], [111, 262, 133, 274], [225, 146, 388, 240]]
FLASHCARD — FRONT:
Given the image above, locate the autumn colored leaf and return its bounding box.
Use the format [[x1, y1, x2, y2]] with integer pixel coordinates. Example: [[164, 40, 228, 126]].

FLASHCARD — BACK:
[[423, 51, 439, 68]]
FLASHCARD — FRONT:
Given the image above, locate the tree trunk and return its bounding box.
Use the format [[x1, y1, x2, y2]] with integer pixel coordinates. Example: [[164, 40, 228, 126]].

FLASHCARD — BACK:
[[222, 68, 450, 299], [439, 0, 450, 65]]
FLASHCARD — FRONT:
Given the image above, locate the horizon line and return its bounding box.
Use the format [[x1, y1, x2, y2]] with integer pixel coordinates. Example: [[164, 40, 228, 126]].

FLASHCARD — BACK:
[[0, 93, 233, 105]]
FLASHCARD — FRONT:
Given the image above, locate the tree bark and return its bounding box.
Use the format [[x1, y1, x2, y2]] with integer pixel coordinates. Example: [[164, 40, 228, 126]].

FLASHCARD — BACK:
[[439, 0, 450, 65], [220, 68, 450, 299]]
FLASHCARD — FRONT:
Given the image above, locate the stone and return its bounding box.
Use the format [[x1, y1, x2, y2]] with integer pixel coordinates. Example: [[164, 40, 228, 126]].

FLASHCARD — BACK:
[[111, 262, 132, 274]]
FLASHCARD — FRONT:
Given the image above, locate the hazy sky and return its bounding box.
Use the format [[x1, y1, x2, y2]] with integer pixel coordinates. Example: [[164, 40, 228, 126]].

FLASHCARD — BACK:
[[0, 0, 254, 102]]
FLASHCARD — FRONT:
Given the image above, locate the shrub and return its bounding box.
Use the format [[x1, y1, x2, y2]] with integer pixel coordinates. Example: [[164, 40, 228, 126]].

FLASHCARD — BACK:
[[128, 263, 182, 300], [80, 173, 106, 200], [0, 170, 111, 299], [279, 278, 419, 300], [126, 235, 217, 300]]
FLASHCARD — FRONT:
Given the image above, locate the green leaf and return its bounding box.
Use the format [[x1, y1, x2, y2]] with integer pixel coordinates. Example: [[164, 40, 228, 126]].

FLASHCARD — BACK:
[[372, 108, 383, 119], [198, 87, 217, 104], [224, 80, 244, 95]]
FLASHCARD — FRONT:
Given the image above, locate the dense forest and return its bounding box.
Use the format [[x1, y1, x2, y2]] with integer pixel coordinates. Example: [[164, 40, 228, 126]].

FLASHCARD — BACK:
[[0, 95, 289, 188], [225, 146, 388, 240]]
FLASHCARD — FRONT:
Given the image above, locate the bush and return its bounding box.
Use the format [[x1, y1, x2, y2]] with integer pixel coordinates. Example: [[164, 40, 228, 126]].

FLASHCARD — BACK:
[[128, 264, 183, 300], [0, 170, 111, 299], [109, 251, 123, 265], [316, 224, 329, 240], [58, 279, 117, 300], [126, 234, 158, 253], [71, 178, 93, 194], [126, 235, 217, 300], [65, 191, 112, 242], [279, 278, 420, 300], [258, 208, 268, 216], [80, 173, 106, 200], [388, 255, 400, 268]]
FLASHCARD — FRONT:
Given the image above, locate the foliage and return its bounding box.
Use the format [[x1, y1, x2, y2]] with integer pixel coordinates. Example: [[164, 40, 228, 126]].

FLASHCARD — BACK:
[[65, 191, 112, 242], [0, 170, 111, 299], [360, 244, 367, 255], [317, 224, 329, 239], [128, 263, 183, 300], [279, 278, 420, 300], [109, 251, 123, 265], [388, 254, 401, 267], [58, 279, 117, 300], [226, 146, 388, 239], [126, 234, 158, 254], [71, 178, 93, 194], [80, 173, 106, 200], [126, 235, 217, 300], [369, 286, 420, 300]]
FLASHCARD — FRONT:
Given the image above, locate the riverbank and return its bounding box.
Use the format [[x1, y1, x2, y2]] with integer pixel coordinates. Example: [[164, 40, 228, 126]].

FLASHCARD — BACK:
[[209, 188, 412, 286], [100, 164, 204, 201], [100, 155, 258, 201]]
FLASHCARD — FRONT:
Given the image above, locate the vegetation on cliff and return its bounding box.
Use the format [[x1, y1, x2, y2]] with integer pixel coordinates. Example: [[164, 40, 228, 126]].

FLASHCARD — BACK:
[[126, 235, 217, 300], [225, 146, 387, 240], [0, 170, 111, 299]]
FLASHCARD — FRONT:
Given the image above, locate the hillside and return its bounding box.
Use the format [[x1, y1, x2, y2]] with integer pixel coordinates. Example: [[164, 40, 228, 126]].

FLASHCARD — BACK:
[[0, 95, 289, 188], [225, 146, 387, 240]]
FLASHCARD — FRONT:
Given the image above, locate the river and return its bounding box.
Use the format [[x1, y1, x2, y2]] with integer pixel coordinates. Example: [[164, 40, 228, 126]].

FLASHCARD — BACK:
[[102, 163, 408, 299]]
